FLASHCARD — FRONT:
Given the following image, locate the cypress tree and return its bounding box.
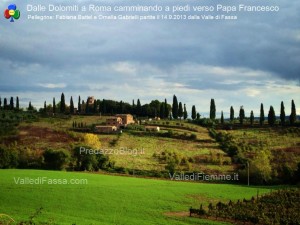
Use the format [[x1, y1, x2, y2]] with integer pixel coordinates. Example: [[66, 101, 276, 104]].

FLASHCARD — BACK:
[[102, 99, 106, 114], [178, 102, 183, 120], [78, 96, 81, 114], [85, 97, 89, 114], [183, 104, 188, 120], [16, 97, 19, 110], [60, 93, 66, 113], [196, 113, 200, 120], [221, 111, 224, 124], [0, 97, 2, 109], [44, 101, 47, 113], [10, 97, 14, 110], [280, 101, 285, 125], [164, 99, 169, 119], [82, 100, 85, 113], [132, 100, 135, 115], [94, 100, 98, 113], [191, 105, 196, 120], [268, 106, 276, 126], [172, 95, 178, 119], [210, 99, 216, 120], [4, 98, 7, 110], [230, 106, 234, 122], [28, 101, 33, 111], [250, 110, 254, 126], [260, 103, 265, 126], [239, 106, 245, 125], [136, 99, 142, 116], [290, 100, 297, 125], [70, 96, 74, 114], [160, 103, 165, 119], [53, 97, 56, 114]]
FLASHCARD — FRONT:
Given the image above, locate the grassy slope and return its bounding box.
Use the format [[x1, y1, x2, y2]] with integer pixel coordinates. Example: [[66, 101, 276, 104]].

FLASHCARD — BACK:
[[0, 170, 275, 225], [13, 116, 234, 174]]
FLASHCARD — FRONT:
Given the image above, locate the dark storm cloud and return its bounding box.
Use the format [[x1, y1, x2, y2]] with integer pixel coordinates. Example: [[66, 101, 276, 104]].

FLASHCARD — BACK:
[[0, 0, 299, 106]]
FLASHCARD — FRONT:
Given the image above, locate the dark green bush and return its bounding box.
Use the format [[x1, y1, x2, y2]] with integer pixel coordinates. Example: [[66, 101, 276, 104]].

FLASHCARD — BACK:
[[43, 149, 70, 170]]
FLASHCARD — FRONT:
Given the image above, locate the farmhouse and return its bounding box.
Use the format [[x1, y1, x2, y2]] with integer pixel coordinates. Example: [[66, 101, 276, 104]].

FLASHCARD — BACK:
[[116, 114, 134, 125], [87, 96, 95, 105], [106, 117, 123, 128], [95, 126, 117, 134], [94, 114, 135, 133]]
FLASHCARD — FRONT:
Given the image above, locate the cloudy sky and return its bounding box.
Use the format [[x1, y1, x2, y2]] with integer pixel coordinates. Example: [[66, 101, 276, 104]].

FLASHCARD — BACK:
[[0, 0, 299, 117]]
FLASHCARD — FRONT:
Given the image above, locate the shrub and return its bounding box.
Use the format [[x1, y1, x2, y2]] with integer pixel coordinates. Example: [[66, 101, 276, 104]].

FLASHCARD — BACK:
[[73, 146, 112, 171], [43, 149, 70, 170], [18, 147, 43, 169], [188, 157, 194, 163], [190, 133, 197, 140], [167, 129, 174, 137], [165, 158, 177, 174], [83, 133, 101, 149], [0, 147, 18, 168]]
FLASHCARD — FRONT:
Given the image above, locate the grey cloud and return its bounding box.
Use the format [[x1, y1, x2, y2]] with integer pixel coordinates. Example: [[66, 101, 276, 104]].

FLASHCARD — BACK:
[[0, 0, 299, 111]]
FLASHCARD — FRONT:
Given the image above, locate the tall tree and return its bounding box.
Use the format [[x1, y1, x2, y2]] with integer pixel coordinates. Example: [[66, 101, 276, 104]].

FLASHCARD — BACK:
[[53, 97, 56, 114], [280, 101, 285, 126], [10, 97, 14, 110], [221, 111, 224, 124], [16, 96, 19, 110], [70, 96, 74, 114], [94, 100, 98, 113], [250, 110, 254, 126], [164, 99, 169, 118], [28, 101, 33, 111], [102, 99, 106, 114], [0, 97, 2, 110], [183, 104, 188, 120], [172, 95, 178, 119], [230, 106, 234, 122], [82, 100, 85, 113], [160, 103, 165, 119], [44, 101, 47, 113], [85, 97, 90, 114], [290, 100, 297, 125], [98, 100, 101, 114], [210, 99, 216, 120], [60, 93, 66, 113], [178, 102, 183, 120], [268, 106, 276, 126], [78, 96, 81, 114], [132, 100, 135, 115], [4, 98, 7, 110], [239, 106, 245, 125], [136, 99, 142, 116], [191, 105, 196, 120], [260, 103, 265, 126]]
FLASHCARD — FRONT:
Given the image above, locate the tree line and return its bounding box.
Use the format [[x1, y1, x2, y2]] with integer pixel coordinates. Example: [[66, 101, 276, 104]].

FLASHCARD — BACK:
[[1, 94, 297, 125], [0, 96, 20, 111]]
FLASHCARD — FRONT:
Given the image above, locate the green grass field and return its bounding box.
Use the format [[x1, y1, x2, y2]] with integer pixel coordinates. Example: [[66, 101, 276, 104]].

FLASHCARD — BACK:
[[0, 169, 276, 225]]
